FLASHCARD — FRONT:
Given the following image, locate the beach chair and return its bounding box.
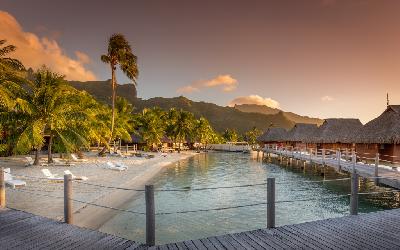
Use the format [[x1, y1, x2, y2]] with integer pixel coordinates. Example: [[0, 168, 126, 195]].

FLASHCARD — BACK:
[[41, 169, 64, 181], [115, 162, 129, 169], [53, 158, 75, 167], [71, 153, 88, 162], [25, 156, 48, 167], [116, 150, 127, 158], [64, 170, 88, 181], [105, 162, 126, 171], [4, 168, 26, 189]]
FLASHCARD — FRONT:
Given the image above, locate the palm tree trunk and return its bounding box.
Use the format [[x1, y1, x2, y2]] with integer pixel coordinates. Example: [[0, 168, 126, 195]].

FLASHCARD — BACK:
[[48, 133, 53, 163], [100, 64, 116, 155], [34, 148, 40, 166], [110, 65, 116, 144]]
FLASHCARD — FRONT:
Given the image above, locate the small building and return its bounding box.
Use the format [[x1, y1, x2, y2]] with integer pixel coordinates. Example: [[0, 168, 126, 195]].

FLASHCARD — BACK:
[[286, 123, 319, 150], [307, 118, 363, 151], [257, 127, 289, 149], [355, 105, 400, 163]]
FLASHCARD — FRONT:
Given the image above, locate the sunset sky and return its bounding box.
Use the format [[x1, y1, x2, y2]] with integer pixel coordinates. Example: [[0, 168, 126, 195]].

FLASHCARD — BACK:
[[1, 0, 400, 123]]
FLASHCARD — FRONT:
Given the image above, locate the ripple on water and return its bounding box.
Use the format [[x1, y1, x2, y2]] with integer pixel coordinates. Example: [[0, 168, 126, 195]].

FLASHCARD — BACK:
[[99, 152, 399, 245]]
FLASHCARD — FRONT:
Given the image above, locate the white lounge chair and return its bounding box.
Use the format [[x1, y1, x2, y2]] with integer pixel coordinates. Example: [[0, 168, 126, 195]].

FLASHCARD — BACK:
[[4, 168, 26, 188], [115, 150, 128, 158], [105, 162, 126, 171], [115, 162, 129, 169], [64, 170, 88, 181], [71, 154, 88, 162], [53, 158, 75, 167], [41, 169, 64, 181], [25, 156, 48, 167]]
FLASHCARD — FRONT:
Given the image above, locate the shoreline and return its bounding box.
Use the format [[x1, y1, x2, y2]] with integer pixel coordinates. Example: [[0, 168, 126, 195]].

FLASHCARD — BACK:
[[74, 152, 196, 229], [3, 151, 197, 230]]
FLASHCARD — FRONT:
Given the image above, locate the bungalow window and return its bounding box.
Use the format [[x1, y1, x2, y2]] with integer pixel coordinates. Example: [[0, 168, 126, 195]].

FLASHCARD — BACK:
[[380, 144, 385, 150]]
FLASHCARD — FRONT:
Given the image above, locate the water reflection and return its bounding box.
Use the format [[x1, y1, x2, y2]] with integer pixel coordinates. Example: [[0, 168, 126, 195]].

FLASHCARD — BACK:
[[100, 152, 400, 245]]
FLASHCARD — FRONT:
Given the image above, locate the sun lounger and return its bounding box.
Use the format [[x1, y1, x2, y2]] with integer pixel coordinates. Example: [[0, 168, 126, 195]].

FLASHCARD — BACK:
[[71, 153, 88, 162], [53, 158, 75, 167], [115, 162, 129, 169], [105, 162, 126, 171], [4, 168, 26, 188], [25, 156, 48, 167], [64, 170, 88, 181], [41, 169, 64, 181]]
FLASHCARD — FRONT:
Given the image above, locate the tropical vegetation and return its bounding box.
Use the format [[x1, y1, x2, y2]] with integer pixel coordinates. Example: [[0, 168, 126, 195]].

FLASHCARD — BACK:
[[0, 37, 261, 164]]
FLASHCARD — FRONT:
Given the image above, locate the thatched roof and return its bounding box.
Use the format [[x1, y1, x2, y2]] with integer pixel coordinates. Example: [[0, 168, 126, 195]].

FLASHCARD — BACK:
[[356, 105, 400, 144], [257, 127, 288, 142], [287, 123, 319, 142], [131, 133, 144, 144], [306, 118, 363, 143]]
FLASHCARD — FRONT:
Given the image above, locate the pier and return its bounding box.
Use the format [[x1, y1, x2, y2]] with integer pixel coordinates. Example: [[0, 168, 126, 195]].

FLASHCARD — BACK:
[[263, 146, 400, 189], [2, 207, 400, 249]]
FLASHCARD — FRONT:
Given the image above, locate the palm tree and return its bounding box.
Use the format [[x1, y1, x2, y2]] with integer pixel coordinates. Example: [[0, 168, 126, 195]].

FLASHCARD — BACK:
[[245, 127, 262, 146], [2, 67, 98, 164], [194, 117, 214, 150], [0, 39, 26, 110], [101, 34, 138, 153], [171, 110, 195, 152], [135, 108, 166, 151]]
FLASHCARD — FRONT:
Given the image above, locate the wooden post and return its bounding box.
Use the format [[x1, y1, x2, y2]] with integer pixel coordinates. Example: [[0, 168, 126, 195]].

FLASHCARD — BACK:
[[374, 153, 379, 185], [126, 144, 128, 154], [337, 150, 341, 168], [267, 178, 275, 228], [0, 167, 5, 208], [257, 150, 260, 161], [350, 173, 359, 215], [322, 149, 325, 165], [345, 148, 349, 161], [145, 185, 155, 246], [64, 174, 73, 224], [352, 152, 356, 173]]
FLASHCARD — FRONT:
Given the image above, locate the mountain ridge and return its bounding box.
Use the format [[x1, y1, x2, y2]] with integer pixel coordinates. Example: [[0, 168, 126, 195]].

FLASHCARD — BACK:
[[68, 80, 322, 133]]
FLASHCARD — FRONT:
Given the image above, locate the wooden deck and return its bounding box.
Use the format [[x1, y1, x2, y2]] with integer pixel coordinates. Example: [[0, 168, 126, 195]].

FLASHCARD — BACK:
[[0, 208, 145, 250], [2, 207, 400, 249], [264, 148, 400, 189]]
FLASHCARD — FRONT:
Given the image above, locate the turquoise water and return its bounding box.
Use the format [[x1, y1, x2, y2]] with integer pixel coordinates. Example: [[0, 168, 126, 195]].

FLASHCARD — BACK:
[[100, 152, 400, 244]]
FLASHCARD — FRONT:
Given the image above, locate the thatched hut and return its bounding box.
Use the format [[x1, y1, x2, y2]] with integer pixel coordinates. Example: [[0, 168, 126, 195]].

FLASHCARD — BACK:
[[306, 118, 363, 151], [286, 123, 319, 150], [355, 105, 400, 162], [257, 127, 289, 148]]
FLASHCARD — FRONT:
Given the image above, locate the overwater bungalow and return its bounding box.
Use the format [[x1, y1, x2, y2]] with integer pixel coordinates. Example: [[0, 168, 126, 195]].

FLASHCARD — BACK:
[[257, 127, 289, 148], [307, 118, 363, 151], [355, 105, 400, 163], [286, 123, 319, 150]]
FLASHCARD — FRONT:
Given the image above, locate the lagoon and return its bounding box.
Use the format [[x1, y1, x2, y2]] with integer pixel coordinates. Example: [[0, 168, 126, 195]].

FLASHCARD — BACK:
[[100, 152, 400, 245]]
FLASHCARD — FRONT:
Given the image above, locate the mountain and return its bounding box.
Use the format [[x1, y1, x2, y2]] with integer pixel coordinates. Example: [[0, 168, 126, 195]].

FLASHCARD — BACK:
[[69, 80, 137, 104], [69, 81, 321, 133], [133, 96, 295, 133], [234, 104, 323, 126]]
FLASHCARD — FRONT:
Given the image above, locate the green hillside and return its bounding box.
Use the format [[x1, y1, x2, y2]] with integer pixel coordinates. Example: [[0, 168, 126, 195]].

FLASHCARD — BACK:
[[69, 80, 137, 104], [69, 81, 322, 133], [234, 104, 323, 126], [133, 96, 295, 133]]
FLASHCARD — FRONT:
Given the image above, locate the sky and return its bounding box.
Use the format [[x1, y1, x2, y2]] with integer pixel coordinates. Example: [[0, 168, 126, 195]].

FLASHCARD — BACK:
[[1, 0, 400, 123]]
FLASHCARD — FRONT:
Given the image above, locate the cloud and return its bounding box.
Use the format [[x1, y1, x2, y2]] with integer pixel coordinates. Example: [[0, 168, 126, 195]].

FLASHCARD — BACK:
[[321, 95, 334, 101], [177, 74, 238, 93], [0, 11, 96, 81], [228, 95, 280, 109]]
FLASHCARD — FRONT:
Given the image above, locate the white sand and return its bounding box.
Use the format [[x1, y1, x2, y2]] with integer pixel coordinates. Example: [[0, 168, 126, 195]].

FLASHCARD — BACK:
[[2, 151, 197, 229]]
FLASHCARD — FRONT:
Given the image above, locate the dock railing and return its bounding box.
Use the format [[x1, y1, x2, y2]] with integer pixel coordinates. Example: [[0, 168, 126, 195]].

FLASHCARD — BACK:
[[3, 165, 400, 247]]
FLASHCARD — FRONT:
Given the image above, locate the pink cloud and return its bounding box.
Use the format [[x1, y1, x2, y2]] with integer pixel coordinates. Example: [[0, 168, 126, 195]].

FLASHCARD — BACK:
[[177, 74, 238, 93], [0, 11, 96, 81], [229, 95, 280, 108]]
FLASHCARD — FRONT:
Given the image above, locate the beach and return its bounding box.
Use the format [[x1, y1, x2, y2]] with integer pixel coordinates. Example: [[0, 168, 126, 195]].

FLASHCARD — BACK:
[[2, 151, 197, 230]]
